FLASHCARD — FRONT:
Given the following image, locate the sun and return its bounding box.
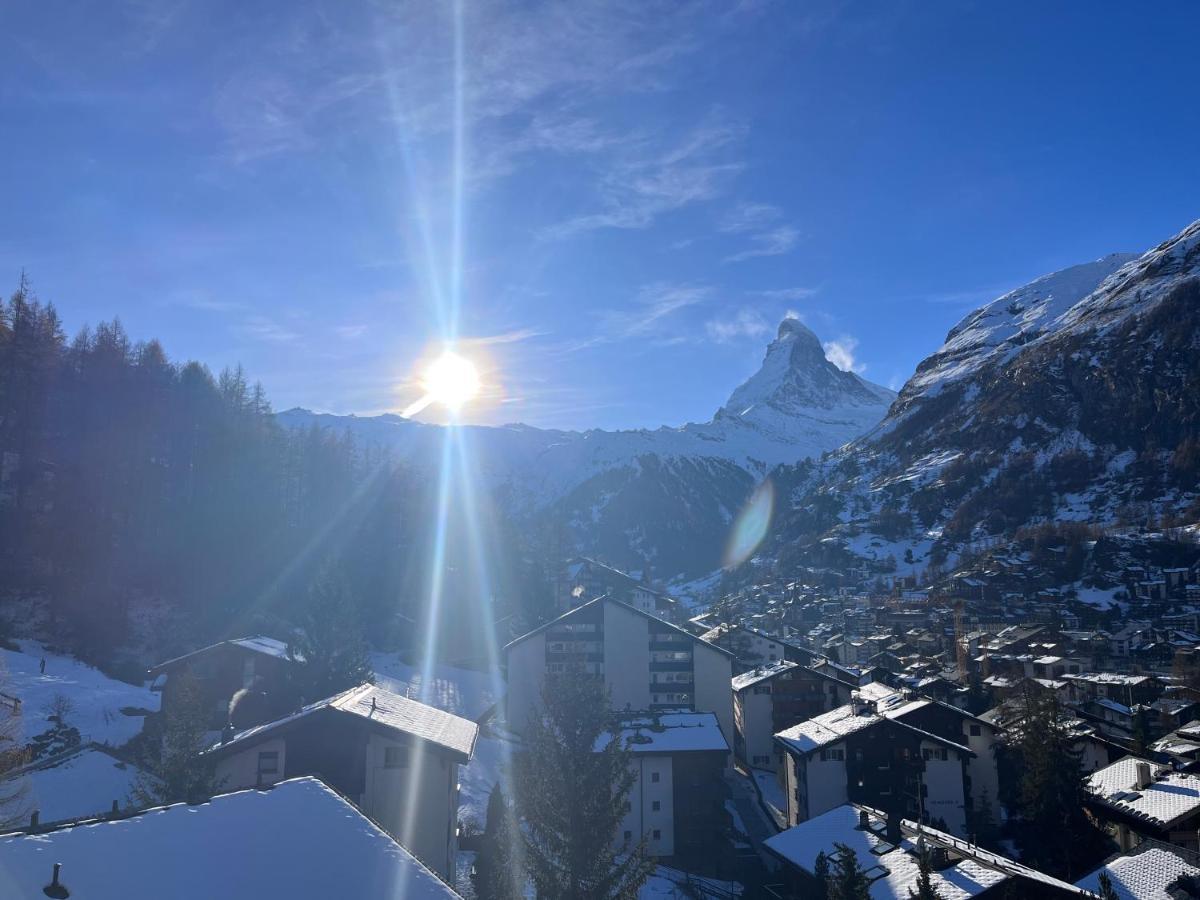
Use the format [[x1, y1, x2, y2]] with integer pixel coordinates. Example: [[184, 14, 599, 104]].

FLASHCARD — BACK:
[[422, 350, 481, 411]]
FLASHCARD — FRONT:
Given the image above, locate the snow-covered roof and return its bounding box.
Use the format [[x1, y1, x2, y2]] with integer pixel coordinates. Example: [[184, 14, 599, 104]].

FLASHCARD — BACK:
[[208, 683, 478, 761], [1075, 844, 1200, 899], [229, 636, 293, 659], [763, 805, 1007, 899], [0, 777, 460, 899], [8, 746, 153, 826], [149, 635, 301, 673], [1085, 757, 1200, 829], [599, 712, 729, 754], [732, 660, 798, 692]]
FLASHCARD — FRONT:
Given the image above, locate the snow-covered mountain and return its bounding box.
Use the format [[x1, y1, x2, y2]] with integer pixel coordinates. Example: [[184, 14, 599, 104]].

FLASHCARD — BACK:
[[772, 218, 1200, 579], [279, 319, 896, 576]]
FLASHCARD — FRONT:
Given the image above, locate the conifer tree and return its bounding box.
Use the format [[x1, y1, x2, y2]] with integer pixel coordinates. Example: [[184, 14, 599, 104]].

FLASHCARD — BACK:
[[1015, 687, 1110, 878], [134, 672, 222, 806], [1097, 871, 1120, 900], [828, 843, 870, 900], [514, 671, 653, 899], [812, 851, 831, 899], [473, 783, 522, 900], [908, 845, 943, 900], [288, 562, 374, 701]]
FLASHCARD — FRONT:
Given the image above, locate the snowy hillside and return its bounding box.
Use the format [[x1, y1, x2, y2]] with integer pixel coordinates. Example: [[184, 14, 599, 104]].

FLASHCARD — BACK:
[[772, 218, 1200, 576]]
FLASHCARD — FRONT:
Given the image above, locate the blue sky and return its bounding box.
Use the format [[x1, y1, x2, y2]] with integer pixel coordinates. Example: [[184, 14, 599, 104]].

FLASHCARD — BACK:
[[3, 1, 1198, 430]]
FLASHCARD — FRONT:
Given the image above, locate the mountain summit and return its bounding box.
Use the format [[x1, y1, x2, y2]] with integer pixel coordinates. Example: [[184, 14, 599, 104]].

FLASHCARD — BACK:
[[279, 319, 896, 577], [713, 316, 895, 447]]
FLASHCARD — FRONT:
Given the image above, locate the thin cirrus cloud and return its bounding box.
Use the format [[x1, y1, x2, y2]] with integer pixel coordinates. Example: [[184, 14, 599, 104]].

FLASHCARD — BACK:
[[705, 307, 770, 343], [720, 203, 800, 263]]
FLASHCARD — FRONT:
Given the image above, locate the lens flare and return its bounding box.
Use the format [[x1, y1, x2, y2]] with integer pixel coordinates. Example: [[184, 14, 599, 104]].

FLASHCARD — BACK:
[[423, 351, 480, 410], [724, 478, 774, 569]]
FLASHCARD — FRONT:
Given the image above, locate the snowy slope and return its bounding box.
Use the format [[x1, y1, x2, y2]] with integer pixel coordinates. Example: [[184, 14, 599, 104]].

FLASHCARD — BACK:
[[772, 217, 1200, 573], [18, 746, 151, 824], [905, 253, 1137, 397], [1, 641, 158, 747]]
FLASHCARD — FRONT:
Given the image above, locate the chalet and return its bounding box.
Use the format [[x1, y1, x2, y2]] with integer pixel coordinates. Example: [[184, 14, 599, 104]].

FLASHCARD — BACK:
[[1084, 757, 1200, 853], [203, 682, 477, 880], [0, 777, 461, 899], [147, 636, 300, 731], [601, 712, 728, 859], [504, 595, 735, 749]]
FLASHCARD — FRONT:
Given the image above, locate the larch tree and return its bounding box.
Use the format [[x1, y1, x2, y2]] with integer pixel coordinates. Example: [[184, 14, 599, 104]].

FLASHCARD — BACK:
[[514, 671, 654, 899]]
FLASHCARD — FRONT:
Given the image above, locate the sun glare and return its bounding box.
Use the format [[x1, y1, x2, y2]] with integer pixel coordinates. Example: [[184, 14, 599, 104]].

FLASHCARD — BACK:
[[422, 350, 481, 411]]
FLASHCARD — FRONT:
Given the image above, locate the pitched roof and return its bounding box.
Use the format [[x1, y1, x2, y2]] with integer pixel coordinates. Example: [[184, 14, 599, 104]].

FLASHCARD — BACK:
[[148, 635, 299, 674], [503, 595, 734, 658], [0, 777, 461, 899], [206, 684, 478, 762], [1085, 757, 1200, 830], [763, 805, 1007, 899], [1075, 842, 1200, 899], [731, 660, 798, 692]]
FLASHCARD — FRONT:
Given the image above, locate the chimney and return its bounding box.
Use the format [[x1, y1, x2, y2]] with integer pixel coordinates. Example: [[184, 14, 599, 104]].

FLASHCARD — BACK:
[[30, 810, 39, 831], [885, 807, 902, 844], [857, 808, 870, 830], [221, 724, 234, 744], [43, 862, 69, 898], [1135, 761, 1153, 791]]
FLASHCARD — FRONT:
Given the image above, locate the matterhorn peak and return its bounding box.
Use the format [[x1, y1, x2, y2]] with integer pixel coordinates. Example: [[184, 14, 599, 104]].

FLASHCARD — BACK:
[[776, 315, 819, 342]]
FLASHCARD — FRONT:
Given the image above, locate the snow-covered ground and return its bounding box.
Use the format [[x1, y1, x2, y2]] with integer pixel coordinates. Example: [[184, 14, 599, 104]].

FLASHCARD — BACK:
[[641, 866, 742, 898], [17, 746, 151, 824], [750, 768, 787, 827], [0, 641, 158, 747], [370, 653, 503, 723], [458, 734, 515, 827], [1073, 585, 1126, 611]]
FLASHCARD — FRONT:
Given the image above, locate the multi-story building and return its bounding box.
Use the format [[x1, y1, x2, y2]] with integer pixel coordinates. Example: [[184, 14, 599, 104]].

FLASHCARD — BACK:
[[505, 595, 735, 749], [732, 661, 853, 771], [602, 712, 729, 858], [775, 687, 1000, 837]]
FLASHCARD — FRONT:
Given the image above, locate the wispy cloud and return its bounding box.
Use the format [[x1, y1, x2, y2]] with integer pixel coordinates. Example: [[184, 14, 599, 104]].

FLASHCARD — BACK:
[[544, 119, 745, 238], [461, 327, 547, 347], [238, 315, 302, 345], [335, 324, 369, 340], [705, 307, 770, 343], [754, 286, 820, 302], [822, 335, 865, 373], [720, 202, 800, 263]]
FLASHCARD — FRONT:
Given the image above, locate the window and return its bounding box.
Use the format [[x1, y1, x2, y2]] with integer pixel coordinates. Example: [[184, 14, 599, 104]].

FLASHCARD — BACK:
[[969, 724, 982, 737], [257, 750, 279, 775], [384, 746, 409, 769], [653, 829, 661, 840], [652, 800, 661, 811], [651, 771, 660, 783]]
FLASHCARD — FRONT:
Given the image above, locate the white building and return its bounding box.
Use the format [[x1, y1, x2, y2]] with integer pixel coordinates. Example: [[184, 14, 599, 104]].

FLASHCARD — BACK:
[[204, 683, 477, 880], [0, 777, 460, 899], [600, 712, 729, 858], [505, 596, 735, 750]]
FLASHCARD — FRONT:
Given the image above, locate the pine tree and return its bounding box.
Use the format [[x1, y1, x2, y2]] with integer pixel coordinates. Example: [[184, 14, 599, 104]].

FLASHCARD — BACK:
[[514, 671, 654, 899], [828, 843, 870, 900], [812, 851, 831, 899], [473, 783, 522, 900], [1096, 870, 1120, 900], [1015, 687, 1111, 878], [288, 562, 374, 701], [134, 672, 222, 806], [908, 844, 943, 900], [0, 689, 30, 829]]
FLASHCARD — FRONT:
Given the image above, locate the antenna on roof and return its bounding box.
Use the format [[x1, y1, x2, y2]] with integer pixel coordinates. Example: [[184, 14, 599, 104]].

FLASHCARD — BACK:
[[370, 696, 377, 713], [43, 862, 69, 898]]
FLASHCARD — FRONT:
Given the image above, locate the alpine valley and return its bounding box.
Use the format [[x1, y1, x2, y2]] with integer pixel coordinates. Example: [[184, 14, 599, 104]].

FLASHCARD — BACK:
[[282, 218, 1200, 599]]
